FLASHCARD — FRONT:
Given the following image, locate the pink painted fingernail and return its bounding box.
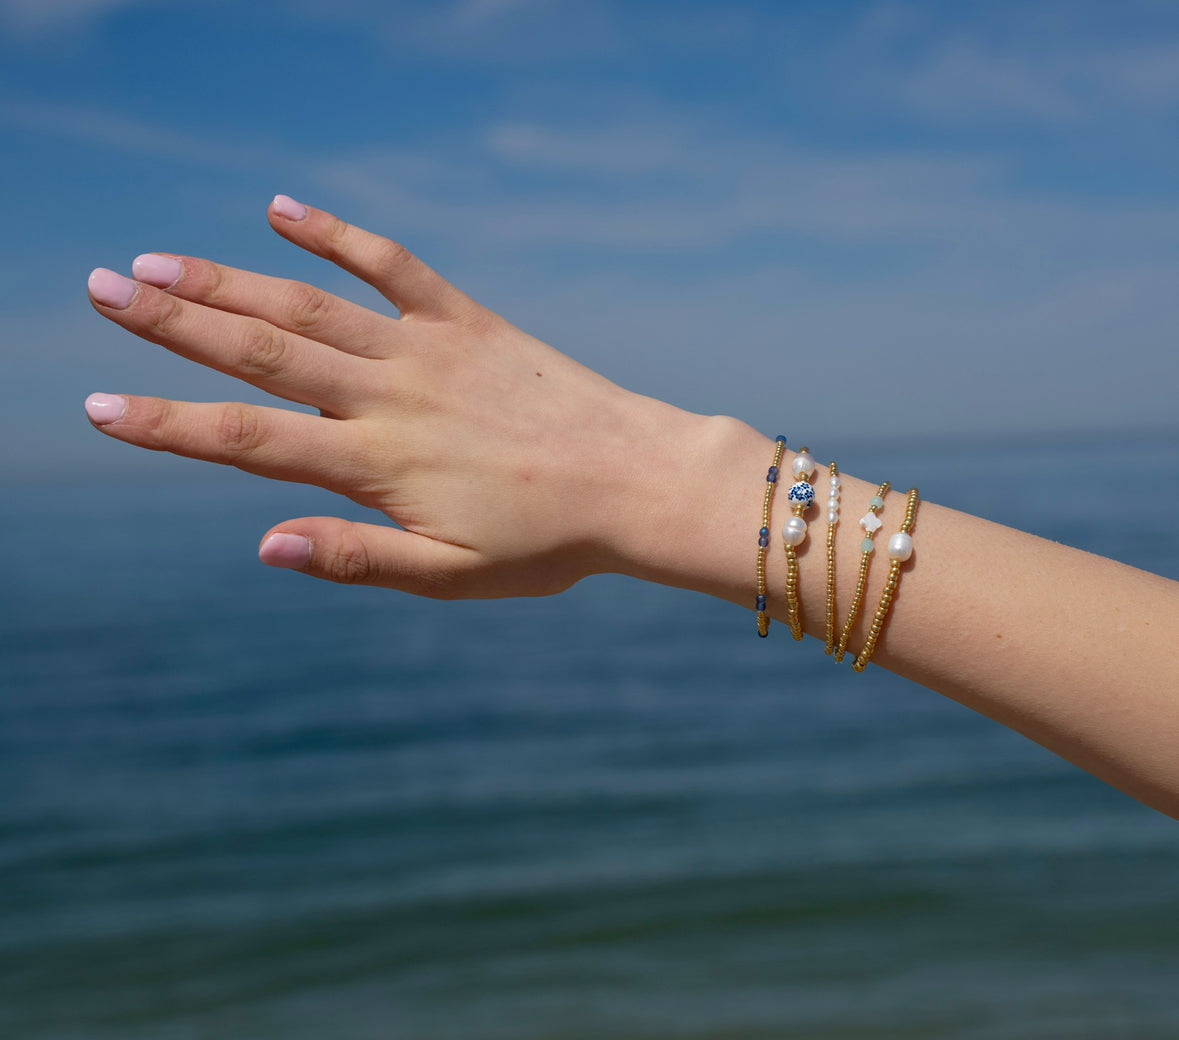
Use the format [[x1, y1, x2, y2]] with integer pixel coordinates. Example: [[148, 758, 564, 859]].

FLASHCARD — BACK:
[[272, 194, 308, 221], [132, 254, 183, 289], [85, 393, 127, 425], [259, 532, 312, 569], [88, 268, 139, 309]]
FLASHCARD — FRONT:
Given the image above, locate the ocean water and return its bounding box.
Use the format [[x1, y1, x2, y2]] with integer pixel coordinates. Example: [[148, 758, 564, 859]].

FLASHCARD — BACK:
[[2, 436, 1178, 1040]]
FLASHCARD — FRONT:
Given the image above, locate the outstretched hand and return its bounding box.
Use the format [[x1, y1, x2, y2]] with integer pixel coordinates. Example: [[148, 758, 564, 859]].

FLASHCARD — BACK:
[[85, 196, 705, 599]]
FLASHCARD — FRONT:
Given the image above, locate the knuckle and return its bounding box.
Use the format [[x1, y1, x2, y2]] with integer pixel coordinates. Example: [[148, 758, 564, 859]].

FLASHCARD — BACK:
[[373, 237, 415, 275], [151, 291, 187, 339], [237, 320, 289, 379], [284, 282, 333, 333], [128, 396, 173, 448], [324, 216, 352, 252], [326, 529, 373, 585], [201, 261, 228, 305], [215, 403, 266, 458]]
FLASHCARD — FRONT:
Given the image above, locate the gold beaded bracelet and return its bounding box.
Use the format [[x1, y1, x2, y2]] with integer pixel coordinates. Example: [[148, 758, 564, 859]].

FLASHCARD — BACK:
[[852, 488, 920, 672], [755, 435, 788, 638], [834, 481, 891, 662], [782, 447, 817, 641], [824, 461, 841, 656]]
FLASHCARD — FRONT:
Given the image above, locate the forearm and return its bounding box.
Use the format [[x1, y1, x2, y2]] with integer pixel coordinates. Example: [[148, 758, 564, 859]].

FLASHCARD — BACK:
[[608, 408, 1179, 817]]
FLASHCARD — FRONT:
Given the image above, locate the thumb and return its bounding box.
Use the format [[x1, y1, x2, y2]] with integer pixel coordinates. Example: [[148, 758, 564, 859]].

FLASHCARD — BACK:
[[258, 517, 473, 598]]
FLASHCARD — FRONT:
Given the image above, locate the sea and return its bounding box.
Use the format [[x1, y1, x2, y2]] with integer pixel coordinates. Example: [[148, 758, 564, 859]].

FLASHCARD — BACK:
[[3, 435, 1178, 1040]]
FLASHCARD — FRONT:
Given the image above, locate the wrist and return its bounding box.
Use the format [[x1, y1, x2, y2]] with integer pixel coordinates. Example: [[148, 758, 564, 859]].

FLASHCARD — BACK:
[[594, 410, 901, 656], [597, 405, 772, 606]]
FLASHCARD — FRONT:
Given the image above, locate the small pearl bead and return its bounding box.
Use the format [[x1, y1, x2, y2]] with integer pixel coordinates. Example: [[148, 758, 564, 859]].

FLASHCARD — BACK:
[[830, 476, 841, 489], [792, 453, 816, 479], [827, 509, 839, 524], [782, 516, 808, 546], [888, 532, 914, 561]]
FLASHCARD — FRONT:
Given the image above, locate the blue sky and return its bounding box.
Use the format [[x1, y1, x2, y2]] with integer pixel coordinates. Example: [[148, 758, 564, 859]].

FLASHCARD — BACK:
[[2, 0, 1177, 478]]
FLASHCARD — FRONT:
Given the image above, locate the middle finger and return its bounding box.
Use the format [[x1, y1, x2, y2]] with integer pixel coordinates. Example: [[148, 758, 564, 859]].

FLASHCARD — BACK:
[[88, 269, 377, 416], [132, 253, 404, 360]]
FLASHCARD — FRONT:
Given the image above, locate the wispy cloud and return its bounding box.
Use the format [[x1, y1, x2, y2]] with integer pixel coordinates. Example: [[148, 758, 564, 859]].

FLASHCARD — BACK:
[[898, 43, 1081, 122], [0, 98, 293, 172], [0, 0, 159, 36]]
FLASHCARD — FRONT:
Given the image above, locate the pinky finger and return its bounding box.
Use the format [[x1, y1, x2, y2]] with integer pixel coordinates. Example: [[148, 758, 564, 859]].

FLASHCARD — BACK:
[[258, 516, 475, 598], [83, 392, 365, 492]]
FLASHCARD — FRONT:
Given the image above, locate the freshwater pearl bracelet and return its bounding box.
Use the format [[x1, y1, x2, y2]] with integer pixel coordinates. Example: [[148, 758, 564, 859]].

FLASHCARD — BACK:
[[824, 461, 841, 656], [853, 488, 920, 672], [782, 447, 817, 641], [756, 435, 788, 638], [834, 481, 892, 662]]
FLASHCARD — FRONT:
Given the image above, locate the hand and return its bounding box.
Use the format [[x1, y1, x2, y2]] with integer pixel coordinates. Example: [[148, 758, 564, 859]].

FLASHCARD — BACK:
[[85, 196, 703, 598]]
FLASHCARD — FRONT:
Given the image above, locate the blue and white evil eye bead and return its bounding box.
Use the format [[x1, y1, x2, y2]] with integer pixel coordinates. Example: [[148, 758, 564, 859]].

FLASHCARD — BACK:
[[787, 481, 815, 508]]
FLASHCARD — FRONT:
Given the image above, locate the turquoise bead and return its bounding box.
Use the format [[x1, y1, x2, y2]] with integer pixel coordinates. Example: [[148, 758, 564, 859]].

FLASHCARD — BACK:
[[862, 538, 876, 553], [870, 496, 885, 509]]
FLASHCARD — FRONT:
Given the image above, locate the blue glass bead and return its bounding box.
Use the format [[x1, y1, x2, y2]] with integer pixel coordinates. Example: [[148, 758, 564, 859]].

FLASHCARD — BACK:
[[760, 527, 769, 537], [756, 595, 767, 611], [775, 435, 788, 444], [758, 533, 770, 548], [767, 466, 779, 483]]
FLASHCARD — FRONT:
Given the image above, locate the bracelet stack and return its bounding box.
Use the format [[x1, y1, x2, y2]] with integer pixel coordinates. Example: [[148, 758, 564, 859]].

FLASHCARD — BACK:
[[752, 438, 918, 671]]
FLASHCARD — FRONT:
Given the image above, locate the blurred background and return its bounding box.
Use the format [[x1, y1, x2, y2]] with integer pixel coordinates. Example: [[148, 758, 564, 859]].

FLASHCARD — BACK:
[[2, 1, 1178, 1037]]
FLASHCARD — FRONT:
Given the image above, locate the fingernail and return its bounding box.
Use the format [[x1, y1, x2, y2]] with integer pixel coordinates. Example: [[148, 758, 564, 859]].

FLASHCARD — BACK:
[[272, 194, 308, 221], [132, 253, 183, 289], [88, 268, 138, 309], [85, 392, 127, 425], [259, 532, 312, 569]]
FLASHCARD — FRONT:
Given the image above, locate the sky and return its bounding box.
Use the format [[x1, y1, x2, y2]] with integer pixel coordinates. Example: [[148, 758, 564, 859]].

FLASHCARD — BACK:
[[2, 0, 1177, 479]]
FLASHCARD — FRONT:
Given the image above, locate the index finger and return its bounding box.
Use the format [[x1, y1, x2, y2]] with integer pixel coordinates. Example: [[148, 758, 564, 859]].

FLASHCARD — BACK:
[[267, 195, 480, 324]]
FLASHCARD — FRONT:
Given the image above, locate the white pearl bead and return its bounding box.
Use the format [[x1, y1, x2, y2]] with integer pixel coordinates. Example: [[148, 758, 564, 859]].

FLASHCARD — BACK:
[[830, 476, 841, 489], [792, 453, 816, 479], [828, 493, 840, 507], [782, 516, 808, 546], [888, 532, 914, 561], [827, 509, 839, 524]]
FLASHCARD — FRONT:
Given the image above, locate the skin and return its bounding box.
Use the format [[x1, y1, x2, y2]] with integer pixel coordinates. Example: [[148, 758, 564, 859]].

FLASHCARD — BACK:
[[87, 199, 1179, 818]]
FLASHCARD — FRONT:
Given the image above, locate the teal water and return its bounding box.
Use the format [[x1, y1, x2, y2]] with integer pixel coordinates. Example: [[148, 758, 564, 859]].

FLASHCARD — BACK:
[[2, 436, 1178, 1039]]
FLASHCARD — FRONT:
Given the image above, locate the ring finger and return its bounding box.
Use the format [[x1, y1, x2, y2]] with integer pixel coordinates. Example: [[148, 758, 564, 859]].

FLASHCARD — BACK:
[[84, 392, 374, 493]]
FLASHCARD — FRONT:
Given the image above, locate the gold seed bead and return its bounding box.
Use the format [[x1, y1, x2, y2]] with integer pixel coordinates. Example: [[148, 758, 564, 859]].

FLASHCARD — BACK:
[[853, 488, 920, 672], [834, 480, 891, 663]]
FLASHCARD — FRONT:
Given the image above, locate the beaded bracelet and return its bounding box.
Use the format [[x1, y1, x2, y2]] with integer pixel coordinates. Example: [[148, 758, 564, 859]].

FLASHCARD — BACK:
[[824, 461, 841, 656], [756, 435, 788, 637], [782, 447, 817, 641], [853, 488, 920, 672], [834, 481, 891, 663]]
